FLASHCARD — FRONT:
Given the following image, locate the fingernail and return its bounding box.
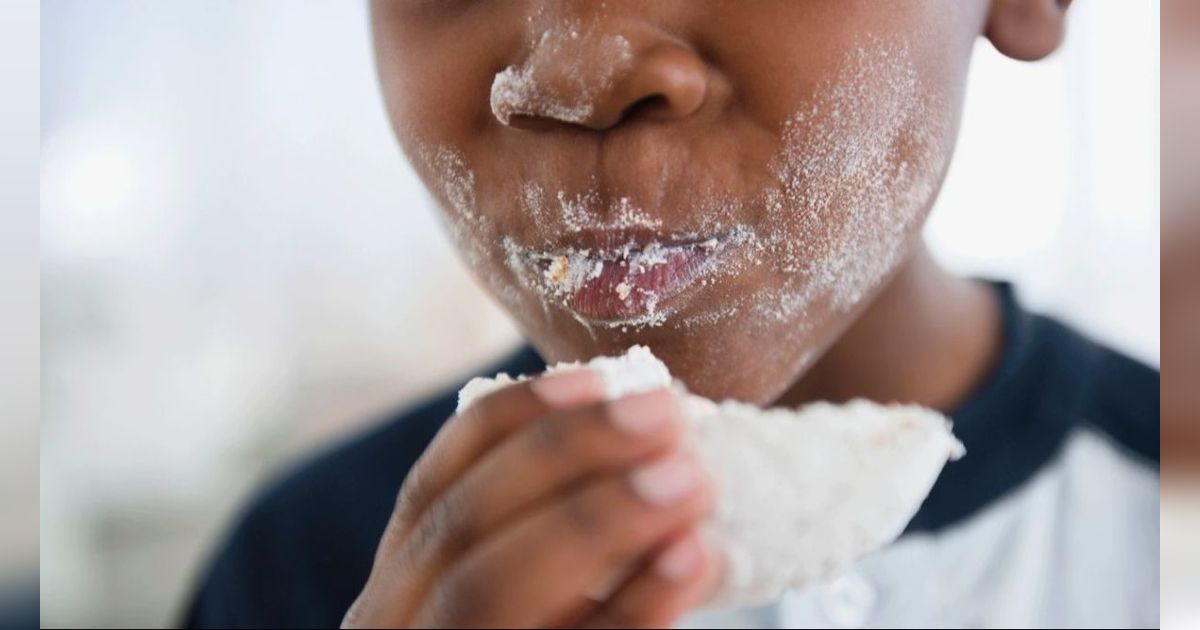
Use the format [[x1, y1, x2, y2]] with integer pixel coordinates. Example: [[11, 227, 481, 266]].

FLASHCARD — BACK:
[[530, 370, 602, 407], [608, 390, 676, 434], [656, 534, 703, 582], [630, 452, 700, 506]]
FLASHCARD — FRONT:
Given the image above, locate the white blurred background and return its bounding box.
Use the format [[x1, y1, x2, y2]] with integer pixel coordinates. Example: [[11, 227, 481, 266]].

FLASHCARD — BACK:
[[1, 0, 40, 624], [40, 1, 1160, 627]]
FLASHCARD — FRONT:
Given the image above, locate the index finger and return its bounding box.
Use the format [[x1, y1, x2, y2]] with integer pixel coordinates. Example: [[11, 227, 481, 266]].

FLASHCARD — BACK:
[[389, 368, 606, 540]]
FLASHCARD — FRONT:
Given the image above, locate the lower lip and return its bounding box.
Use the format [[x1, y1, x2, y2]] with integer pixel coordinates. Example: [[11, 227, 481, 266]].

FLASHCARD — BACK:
[[555, 242, 722, 323]]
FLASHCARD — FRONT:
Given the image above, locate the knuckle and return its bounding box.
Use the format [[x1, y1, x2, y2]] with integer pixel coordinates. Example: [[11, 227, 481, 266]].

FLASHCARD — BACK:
[[562, 485, 615, 537], [424, 564, 494, 627], [575, 480, 681, 556], [528, 413, 570, 452], [434, 486, 482, 554], [404, 509, 444, 560], [395, 468, 429, 519], [403, 494, 453, 554], [410, 485, 479, 559], [528, 405, 614, 463]]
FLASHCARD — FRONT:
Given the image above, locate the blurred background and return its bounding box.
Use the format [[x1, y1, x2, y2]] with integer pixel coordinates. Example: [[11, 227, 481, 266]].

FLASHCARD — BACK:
[[39, 1, 1163, 628], [2, 0, 39, 628]]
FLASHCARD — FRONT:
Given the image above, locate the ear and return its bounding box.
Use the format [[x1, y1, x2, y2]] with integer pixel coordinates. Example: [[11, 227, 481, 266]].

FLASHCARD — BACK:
[[985, 0, 1072, 61]]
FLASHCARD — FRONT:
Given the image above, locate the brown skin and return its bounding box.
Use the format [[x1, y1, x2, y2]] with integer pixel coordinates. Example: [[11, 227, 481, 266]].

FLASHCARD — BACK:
[[343, 373, 720, 628], [346, 1, 1071, 627]]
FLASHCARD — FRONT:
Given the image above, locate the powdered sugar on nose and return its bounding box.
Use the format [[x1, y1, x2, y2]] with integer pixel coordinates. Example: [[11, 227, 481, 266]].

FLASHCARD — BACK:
[[490, 21, 633, 126]]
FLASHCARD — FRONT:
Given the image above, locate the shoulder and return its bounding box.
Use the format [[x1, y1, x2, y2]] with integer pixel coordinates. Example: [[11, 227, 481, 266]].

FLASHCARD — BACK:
[[968, 281, 1159, 465], [183, 346, 545, 629], [1026, 310, 1159, 463], [909, 283, 1158, 534], [890, 298, 1160, 626]]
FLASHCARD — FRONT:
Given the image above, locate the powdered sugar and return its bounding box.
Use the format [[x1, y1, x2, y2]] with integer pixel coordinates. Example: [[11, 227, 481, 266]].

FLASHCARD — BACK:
[[456, 345, 965, 609], [502, 228, 753, 331], [520, 182, 665, 233], [511, 37, 944, 333], [415, 34, 947, 340], [749, 40, 944, 320], [411, 145, 530, 317], [490, 22, 633, 126], [665, 38, 945, 330]]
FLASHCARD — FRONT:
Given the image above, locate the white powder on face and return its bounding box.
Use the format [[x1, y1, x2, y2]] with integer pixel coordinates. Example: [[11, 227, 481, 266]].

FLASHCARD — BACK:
[[411, 145, 531, 318], [653, 38, 945, 334], [520, 182, 665, 233], [503, 237, 671, 329], [491, 21, 633, 126], [503, 37, 945, 334], [751, 40, 944, 319], [502, 229, 754, 332], [415, 35, 947, 344], [456, 345, 965, 609]]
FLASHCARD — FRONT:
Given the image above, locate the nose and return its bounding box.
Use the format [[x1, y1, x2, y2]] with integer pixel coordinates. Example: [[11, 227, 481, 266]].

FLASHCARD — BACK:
[[491, 24, 709, 132], [588, 44, 709, 129]]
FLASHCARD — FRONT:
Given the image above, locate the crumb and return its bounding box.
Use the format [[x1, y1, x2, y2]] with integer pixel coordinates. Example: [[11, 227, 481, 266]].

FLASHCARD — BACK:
[[615, 281, 632, 301], [544, 256, 569, 284]]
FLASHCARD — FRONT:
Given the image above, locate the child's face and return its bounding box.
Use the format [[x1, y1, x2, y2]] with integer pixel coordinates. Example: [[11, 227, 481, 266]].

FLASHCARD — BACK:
[[373, 1, 985, 403]]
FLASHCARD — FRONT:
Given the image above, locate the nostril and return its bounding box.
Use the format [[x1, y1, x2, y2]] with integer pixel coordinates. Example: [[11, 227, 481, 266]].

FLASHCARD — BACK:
[[492, 32, 708, 132], [505, 114, 565, 132], [618, 94, 671, 123], [506, 113, 605, 134]]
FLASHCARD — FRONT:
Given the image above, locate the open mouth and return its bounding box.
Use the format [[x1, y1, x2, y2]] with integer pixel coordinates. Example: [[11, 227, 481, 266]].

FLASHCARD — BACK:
[[508, 230, 745, 326]]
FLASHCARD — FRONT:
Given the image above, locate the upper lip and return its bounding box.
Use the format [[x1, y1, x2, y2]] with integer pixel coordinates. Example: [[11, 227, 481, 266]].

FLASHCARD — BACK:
[[530, 228, 721, 258]]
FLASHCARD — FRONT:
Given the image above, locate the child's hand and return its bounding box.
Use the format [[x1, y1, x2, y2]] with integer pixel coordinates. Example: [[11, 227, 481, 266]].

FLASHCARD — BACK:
[[341, 370, 718, 628]]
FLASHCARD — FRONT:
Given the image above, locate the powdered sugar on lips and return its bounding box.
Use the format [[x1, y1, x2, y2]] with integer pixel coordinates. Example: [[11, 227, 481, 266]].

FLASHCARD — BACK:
[[504, 234, 740, 328]]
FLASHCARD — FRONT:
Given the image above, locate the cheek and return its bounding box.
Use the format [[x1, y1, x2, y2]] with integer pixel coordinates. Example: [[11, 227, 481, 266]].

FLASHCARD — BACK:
[[373, 7, 518, 152], [684, 35, 954, 339], [375, 33, 538, 319], [763, 38, 951, 312], [405, 144, 534, 321], [674, 35, 958, 401]]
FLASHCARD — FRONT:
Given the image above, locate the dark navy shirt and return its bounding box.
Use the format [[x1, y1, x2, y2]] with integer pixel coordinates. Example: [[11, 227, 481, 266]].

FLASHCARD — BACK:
[[182, 282, 1159, 628]]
